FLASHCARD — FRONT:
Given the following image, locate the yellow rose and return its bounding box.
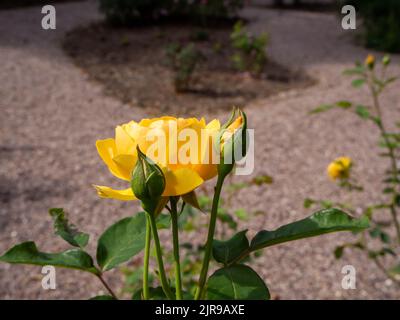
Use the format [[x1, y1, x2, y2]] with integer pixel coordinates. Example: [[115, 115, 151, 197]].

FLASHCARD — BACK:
[[365, 54, 375, 69], [94, 116, 222, 201], [327, 157, 352, 180]]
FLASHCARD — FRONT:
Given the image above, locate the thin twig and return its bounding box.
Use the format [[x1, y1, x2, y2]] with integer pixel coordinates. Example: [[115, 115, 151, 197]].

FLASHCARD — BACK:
[[96, 273, 118, 299]]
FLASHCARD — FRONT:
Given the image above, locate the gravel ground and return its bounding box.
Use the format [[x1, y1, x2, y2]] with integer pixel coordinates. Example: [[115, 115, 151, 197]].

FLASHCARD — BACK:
[[1, 1, 400, 299]]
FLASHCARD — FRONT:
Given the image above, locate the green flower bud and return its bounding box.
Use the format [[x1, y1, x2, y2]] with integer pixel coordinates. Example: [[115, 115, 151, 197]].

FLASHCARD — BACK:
[[131, 146, 166, 213], [217, 108, 248, 178], [382, 55, 391, 66]]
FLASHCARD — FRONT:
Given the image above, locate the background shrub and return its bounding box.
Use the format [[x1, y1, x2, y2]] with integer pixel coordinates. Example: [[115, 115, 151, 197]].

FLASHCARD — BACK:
[[99, 0, 244, 26], [230, 21, 268, 76], [0, 0, 82, 10], [99, 0, 172, 25], [165, 43, 204, 92], [186, 0, 244, 22], [342, 0, 400, 53]]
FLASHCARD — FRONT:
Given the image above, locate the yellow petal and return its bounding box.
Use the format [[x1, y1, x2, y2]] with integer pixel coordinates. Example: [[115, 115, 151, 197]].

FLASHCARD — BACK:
[[190, 119, 219, 180], [191, 163, 217, 181], [96, 139, 130, 181], [337, 157, 351, 169], [112, 154, 137, 178], [115, 125, 136, 155], [327, 163, 340, 180], [206, 119, 221, 130], [163, 168, 204, 196], [199, 117, 206, 127], [93, 185, 136, 201]]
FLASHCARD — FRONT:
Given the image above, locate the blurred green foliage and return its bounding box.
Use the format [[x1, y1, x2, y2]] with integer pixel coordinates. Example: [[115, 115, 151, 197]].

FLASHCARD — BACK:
[[99, 0, 244, 26], [230, 21, 268, 76], [342, 0, 400, 53], [165, 43, 204, 92]]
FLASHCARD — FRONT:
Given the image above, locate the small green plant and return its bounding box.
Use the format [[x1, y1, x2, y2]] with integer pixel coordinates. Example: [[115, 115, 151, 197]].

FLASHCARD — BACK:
[[230, 21, 268, 76], [309, 54, 400, 284], [165, 43, 204, 92]]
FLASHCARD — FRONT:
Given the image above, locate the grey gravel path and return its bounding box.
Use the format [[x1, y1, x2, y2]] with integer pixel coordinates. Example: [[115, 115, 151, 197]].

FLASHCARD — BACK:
[[0, 1, 399, 299]]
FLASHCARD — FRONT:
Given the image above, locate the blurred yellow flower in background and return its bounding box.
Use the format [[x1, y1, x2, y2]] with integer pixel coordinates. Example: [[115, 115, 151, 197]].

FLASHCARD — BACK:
[[327, 157, 352, 180], [365, 54, 375, 69]]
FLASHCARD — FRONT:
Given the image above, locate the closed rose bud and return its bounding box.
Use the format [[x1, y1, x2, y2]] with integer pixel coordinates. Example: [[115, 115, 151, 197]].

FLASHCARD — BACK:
[[130, 146, 166, 213], [218, 108, 248, 178], [131, 146, 165, 201], [382, 55, 391, 66], [365, 54, 375, 69]]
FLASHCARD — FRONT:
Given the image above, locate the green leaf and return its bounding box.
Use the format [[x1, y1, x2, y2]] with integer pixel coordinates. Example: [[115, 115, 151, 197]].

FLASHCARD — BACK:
[[369, 227, 380, 238], [309, 104, 333, 114], [156, 213, 171, 229], [368, 247, 395, 258], [234, 209, 249, 221], [351, 78, 366, 88], [227, 182, 248, 192], [383, 177, 400, 184], [342, 66, 365, 76], [369, 227, 391, 244], [336, 101, 352, 109], [379, 140, 399, 149], [207, 265, 270, 300], [395, 194, 400, 207], [213, 230, 249, 265], [384, 76, 398, 86], [89, 295, 115, 300], [320, 200, 333, 208], [389, 264, 400, 275], [97, 212, 147, 271], [380, 232, 391, 244], [334, 246, 345, 259], [250, 208, 369, 251], [251, 174, 273, 185], [383, 187, 395, 194], [217, 212, 237, 230], [355, 105, 370, 119], [303, 198, 315, 209], [49, 208, 89, 248], [0, 241, 98, 274]]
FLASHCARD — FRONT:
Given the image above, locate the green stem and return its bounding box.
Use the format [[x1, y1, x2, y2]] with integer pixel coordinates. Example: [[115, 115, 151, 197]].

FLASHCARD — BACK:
[[170, 198, 183, 300], [195, 175, 225, 300], [389, 204, 400, 244], [143, 214, 151, 300], [148, 212, 175, 300], [368, 74, 400, 244]]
